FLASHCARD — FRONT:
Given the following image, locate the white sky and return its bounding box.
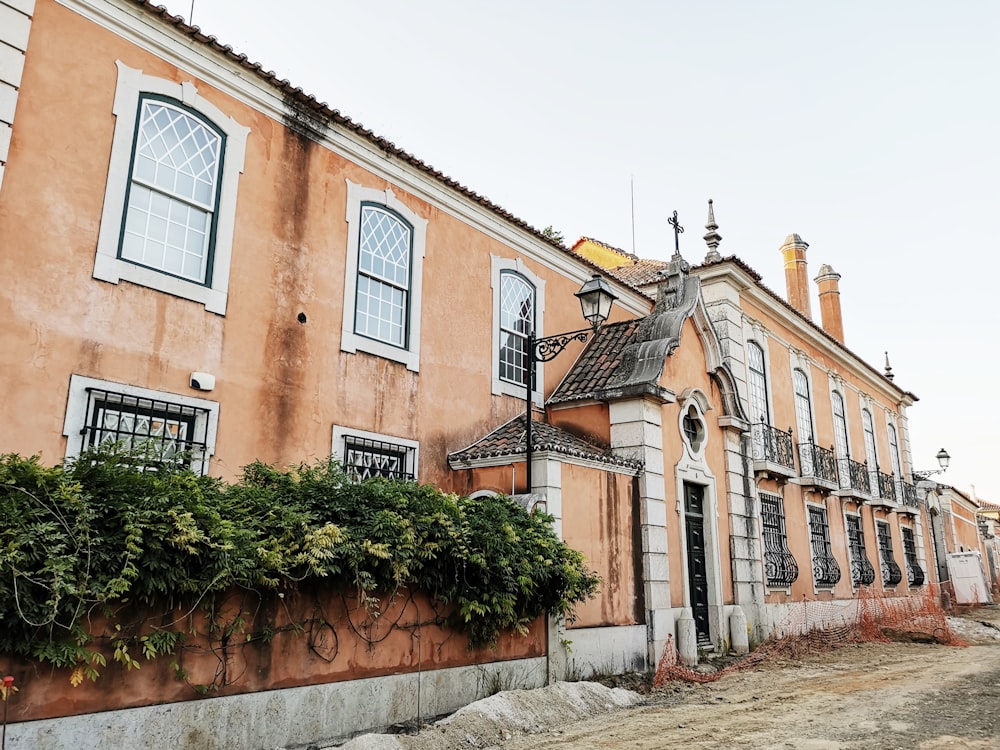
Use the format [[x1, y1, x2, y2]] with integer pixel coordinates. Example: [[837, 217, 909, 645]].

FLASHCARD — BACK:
[[172, 0, 999, 501]]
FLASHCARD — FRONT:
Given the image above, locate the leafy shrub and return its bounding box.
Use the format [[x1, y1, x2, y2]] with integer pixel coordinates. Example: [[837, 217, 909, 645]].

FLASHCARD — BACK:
[[0, 448, 599, 681]]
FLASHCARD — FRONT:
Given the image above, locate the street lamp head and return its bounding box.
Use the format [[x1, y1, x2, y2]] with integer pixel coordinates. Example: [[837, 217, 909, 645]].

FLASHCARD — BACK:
[[936, 448, 950, 471], [575, 274, 618, 330]]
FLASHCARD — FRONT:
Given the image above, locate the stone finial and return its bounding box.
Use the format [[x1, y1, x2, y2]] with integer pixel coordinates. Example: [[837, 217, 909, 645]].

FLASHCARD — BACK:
[[884, 352, 894, 380], [703, 199, 723, 263]]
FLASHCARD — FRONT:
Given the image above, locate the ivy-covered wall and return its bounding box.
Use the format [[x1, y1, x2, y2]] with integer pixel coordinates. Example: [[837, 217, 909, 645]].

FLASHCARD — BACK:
[[0, 450, 598, 723]]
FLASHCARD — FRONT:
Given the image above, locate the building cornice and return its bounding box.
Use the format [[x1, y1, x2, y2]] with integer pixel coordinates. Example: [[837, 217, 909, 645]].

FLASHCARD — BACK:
[[695, 258, 916, 406], [55, 0, 650, 317]]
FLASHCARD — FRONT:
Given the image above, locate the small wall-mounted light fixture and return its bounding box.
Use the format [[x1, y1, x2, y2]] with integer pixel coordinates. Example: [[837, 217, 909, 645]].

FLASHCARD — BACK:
[[190, 372, 216, 391], [916, 448, 951, 478]]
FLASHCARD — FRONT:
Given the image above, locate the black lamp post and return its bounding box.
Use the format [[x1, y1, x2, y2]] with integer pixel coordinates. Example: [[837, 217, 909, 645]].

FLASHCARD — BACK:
[[524, 274, 618, 492]]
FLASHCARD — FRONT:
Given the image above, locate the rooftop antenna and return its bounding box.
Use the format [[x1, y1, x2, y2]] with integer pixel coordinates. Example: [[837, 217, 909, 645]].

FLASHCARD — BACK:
[[189, 0, 195, 25], [630, 175, 636, 255]]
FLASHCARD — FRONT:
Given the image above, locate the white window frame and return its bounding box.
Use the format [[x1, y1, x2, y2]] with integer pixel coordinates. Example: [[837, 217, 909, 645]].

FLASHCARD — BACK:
[[93, 61, 249, 315], [62, 374, 219, 472], [829, 384, 850, 459], [792, 367, 815, 444], [885, 415, 903, 479], [331, 425, 419, 481], [745, 338, 771, 426], [490, 255, 545, 403], [341, 181, 427, 372], [861, 404, 879, 470]]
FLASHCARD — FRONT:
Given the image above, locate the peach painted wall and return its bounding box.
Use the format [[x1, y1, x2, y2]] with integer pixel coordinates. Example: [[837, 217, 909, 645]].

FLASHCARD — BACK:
[[560, 464, 639, 628], [948, 495, 984, 554], [0, 0, 632, 492], [2, 586, 543, 724], [549, 403, 612, 448]]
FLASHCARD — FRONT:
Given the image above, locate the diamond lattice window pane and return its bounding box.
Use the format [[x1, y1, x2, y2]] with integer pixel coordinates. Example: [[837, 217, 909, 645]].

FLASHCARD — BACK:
[[359, 206, 411, 286], [135, 101, 221, 208], [498, 272, 533, 385], [355, 205, 411, 347]]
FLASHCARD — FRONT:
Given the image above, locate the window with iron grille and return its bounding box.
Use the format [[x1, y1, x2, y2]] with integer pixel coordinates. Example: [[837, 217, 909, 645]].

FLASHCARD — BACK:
[[498, 271, 535, 387], [334, 427, 417, 482], [760, 492, 799, 587], [63, 375, 217, 475], [808, 506, 841, 586], [846, 514, 876, 587], [877, 520, 903, 586], [901, 527, 925, 586]]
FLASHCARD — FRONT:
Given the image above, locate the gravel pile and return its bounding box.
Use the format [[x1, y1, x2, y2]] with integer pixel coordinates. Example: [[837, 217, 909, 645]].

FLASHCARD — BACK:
[[333, 682, 642, 750]]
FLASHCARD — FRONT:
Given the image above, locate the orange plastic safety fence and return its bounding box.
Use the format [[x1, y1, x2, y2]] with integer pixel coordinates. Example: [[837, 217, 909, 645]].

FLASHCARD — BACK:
[[654, 584, 965, 686]]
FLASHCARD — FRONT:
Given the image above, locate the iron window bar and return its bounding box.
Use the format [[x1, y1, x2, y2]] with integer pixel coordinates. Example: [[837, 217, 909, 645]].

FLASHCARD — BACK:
[[343, 435, 414, 481], [760, 492, 799, 587], [902, 528, 925, 586], [808, 506, 842, 586], [846, 515, 876, 587], [81, 387, 210, 474], [877, 522, 903, 587], [751, 421, 795, 470]]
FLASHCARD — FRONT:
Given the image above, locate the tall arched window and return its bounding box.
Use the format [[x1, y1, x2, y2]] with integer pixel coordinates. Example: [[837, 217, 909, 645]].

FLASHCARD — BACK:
[[747, 342, 769, 425], [832, 391, 849, 458], [498, 271, 535, 387], [355, 204, 414, 348], [793, 368, 814, 443], [862, 407, 879, 478], [887, 423, 902, 478], [120, 97, 225, 284]]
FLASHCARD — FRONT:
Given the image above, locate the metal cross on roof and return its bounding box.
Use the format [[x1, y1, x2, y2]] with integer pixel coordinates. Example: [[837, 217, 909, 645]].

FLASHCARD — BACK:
[[668, 210, 684, 255]]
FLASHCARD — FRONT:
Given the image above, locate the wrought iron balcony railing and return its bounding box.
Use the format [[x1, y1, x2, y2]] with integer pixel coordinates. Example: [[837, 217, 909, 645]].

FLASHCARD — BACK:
[[850, 554, 876, 587], [898, 480, 920, 508], [880, 555, 903, 587], [752, 423, 795, 471], [764, 549, 800, 588], [812, 554, 842, 587], [837, 457, 870, 495], [798, 442, 838, 485], [877, 471, 896, 502]]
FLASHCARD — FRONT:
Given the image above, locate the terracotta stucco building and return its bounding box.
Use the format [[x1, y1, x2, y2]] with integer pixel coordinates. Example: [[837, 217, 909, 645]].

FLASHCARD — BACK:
[[0, 0, 950, 745]]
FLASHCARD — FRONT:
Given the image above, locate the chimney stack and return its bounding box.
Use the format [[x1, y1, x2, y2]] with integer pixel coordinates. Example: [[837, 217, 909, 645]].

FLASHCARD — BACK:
[[780, 234, 811, 319], [815, 264, 844, 344]]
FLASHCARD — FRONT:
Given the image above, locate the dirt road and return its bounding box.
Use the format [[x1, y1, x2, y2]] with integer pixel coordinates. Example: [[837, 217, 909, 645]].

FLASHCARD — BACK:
[[501, 609, 1000, 750], [369, 607, 1000, 750]]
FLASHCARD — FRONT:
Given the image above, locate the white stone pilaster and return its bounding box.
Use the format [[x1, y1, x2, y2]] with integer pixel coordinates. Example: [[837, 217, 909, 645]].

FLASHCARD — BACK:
[[0, 0, 32, 194], [610, 398, 669, 667]]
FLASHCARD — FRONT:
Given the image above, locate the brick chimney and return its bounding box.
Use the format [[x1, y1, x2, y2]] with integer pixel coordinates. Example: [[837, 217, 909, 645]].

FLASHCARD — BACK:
[[780, 234, 811, 319], [815, 264, 844, 344]]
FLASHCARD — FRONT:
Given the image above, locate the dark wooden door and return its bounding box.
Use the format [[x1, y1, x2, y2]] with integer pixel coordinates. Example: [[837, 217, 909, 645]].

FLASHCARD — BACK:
[[684, 482, 711, 646]]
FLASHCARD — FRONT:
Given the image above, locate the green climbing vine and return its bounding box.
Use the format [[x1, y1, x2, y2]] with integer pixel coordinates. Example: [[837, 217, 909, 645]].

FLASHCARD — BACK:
[[0, 448, 599, 686]]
